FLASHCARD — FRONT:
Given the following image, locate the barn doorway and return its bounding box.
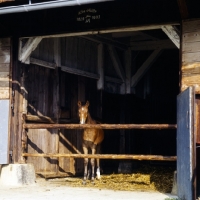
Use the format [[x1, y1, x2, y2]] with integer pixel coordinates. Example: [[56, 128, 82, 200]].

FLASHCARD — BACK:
[[18, 24, 180, 193]]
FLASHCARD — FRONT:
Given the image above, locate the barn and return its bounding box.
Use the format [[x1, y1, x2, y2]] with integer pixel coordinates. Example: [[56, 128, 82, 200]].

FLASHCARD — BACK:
[[0, 0, 199, 199]]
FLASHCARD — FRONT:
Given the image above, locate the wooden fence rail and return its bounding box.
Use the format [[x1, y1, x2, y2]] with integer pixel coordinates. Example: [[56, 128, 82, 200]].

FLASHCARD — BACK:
[[22, 121, 177, 161], [23, 123, 177, 130], [22, 153, 177, 161]]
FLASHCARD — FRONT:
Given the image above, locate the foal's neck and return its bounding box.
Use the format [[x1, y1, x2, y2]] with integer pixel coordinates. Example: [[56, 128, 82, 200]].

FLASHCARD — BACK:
[[86, 112, 96, 124]]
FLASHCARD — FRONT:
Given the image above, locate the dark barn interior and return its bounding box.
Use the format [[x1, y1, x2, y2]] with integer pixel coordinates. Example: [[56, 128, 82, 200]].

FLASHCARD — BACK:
[[101, 48, 179, 173]]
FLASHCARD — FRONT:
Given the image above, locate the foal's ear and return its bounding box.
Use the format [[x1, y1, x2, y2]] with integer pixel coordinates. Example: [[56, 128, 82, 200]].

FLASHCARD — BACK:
[[78, 101, 82, 107], [86, 101, 90, 107]]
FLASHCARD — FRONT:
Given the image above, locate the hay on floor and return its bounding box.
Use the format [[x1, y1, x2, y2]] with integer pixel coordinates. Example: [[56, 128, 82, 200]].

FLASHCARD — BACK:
[[47, 165, 174, 193]]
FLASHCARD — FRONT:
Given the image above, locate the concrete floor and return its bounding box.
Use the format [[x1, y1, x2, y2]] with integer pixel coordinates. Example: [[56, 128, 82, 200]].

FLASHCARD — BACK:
[[0, 178, 178, 200]]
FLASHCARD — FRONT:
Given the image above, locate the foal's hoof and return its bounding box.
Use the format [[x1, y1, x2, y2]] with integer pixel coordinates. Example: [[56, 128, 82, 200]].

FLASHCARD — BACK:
[[82, 180, 86, 185], [91, 180, 95, 185]]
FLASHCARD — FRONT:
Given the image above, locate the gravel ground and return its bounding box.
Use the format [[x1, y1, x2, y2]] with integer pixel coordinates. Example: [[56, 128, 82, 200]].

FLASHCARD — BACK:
[[0, 178, 178, 200]]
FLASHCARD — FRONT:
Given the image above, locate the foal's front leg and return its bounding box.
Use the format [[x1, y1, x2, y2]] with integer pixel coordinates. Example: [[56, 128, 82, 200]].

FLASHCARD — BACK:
[[91, 148, 96, 184], [83, 146, 88, 185], [96, 144, 101, 179]]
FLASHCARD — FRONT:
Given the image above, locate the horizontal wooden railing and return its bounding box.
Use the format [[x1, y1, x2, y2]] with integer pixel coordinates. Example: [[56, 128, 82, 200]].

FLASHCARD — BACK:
[[21, 153, 177, 161], [22, 115, 177, 161], [23, 123, 177, 130]]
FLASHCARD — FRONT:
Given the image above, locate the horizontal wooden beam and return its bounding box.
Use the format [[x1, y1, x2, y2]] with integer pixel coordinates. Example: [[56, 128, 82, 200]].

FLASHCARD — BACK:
[[20, 23, 179, 40], [30, 57, 56, 69], [25, 114, 55, 123], [81, 35, 128, 50], [23, 123, 177, 129], [61, 65, 98, 79], [22, 153, 177, 161], [61, 64, 123, 84], [25, 114, 78, 124], [29, 57, 122, 84], [98, 23, 179, 34]]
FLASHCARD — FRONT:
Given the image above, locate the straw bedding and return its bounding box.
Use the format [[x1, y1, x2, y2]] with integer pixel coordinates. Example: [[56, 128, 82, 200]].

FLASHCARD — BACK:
[[49, 165, 174, 193]]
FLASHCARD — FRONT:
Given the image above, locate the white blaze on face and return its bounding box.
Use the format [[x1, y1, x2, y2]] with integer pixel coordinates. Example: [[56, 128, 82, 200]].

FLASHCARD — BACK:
[[80, 107, 86, 124], [80, 117, 85, 124]]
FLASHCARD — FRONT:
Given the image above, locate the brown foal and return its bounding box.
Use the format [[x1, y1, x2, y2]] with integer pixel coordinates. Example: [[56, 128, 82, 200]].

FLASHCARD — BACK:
[[78, 101, 104, 184]]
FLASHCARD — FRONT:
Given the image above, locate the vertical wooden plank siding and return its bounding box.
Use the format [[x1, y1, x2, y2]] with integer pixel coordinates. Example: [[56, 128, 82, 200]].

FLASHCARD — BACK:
[[52, 67, 60, 174], [61, 37, 97, 74], [11, 37, 22, 163], [26, 65, 57, 173], [59, 75, 80, 174], [182, 19, 200, 93]]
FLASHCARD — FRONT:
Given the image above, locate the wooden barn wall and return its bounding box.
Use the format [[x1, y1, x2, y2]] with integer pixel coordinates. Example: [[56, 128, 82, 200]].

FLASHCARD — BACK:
[[31, 37, 99, 73], [182, 19, 200, 93], [26, 37, 102, 174], [31, 38, 55, 64], [31, 37, 121, 93], [59, 73, 82, 175], [25, 66, 57, 173], [182, 19, 200, 144], [61, 37, 98, 73]]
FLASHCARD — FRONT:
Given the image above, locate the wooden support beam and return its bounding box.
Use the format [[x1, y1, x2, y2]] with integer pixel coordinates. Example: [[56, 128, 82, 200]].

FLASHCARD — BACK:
[[53, 66, 60, 174], [30, 57, 56, 69], [108, 45, 126, 82], [25, 114, 78, 124], [60, 134, 82, 155], [131, 48, 162, 87], [80, 35, 128, 50], [61, 65, 99, 79], [22, 153, 177, 161], [21, 23, 179, 40], [124, 48, 132, 94], [20, 66, 28, 159], [25, 114, 55, 123], [54, 38, 61, 67], [97, 43, 104, 90], [61, 64, 123, 84], [119, 98, 126, 154], [17, 64, 27, 163], [19, 37, 42, 63], [23, 123, 177, 129], [30, 57, 123, 84], [161, 25, 180, 49]]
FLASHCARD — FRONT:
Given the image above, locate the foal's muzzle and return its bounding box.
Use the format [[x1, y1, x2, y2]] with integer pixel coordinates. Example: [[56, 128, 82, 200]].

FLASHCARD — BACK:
[[80, 118, 86, 124]]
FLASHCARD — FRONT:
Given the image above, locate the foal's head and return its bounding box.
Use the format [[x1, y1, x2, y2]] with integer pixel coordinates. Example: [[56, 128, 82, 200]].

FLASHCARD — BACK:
[[78, 101, 90, 124]]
